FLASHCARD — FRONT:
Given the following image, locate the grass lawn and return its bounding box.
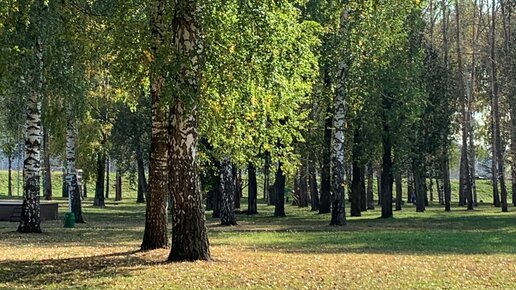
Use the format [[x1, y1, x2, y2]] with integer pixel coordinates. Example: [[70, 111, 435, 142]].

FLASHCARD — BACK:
[[0, 191, 515, 289]]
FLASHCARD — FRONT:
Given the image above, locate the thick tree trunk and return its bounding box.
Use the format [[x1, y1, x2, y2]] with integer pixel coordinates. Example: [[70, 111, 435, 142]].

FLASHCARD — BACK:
[[168, 102, 210, 261], [395, 172, 402, 211], [308, 155, 319, 211], [274, 162, 286, 217], [42, 128, 52, 201], [330, 61, 346, 226], [115, 170, 122, 201], [220, 160, 237, 225], [319, 110, 332, 214], [18, 29, 43, 233], [366, 165, 374, 210], [247, 163, 258, 215], [167, 0, 210, 260], [65, 115, 84, 223], [141, 5, 169, 249], [136, 148, 147, 203], [93, 153, 106, 207]]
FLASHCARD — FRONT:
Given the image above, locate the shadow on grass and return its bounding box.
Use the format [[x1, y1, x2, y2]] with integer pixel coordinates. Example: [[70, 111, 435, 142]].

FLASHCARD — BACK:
[[0, 250, 159, 287]]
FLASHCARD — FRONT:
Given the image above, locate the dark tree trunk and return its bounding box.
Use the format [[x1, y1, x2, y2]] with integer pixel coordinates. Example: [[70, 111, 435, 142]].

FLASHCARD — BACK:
[[42, 128, 52, 201], [308, 155, 319, 211], [93, 153, 106, 207], [233, 167, 242, 209], [414, 163, 426, 212], [274, 162, 286, 217], [298, 160, 309, 207], [429, 175, 434, 203], [136, 149, 147, 203], [263, 152, 270, 204], [377, 174, 382, 206], [115, 170, 122, 201], [351, 128, 362, 216], [319, 112, 332, 214], [395, 172, 402, 211], [62, 168, 68, 198], [7, 156, 12, 197], [381, 129, 393, 219], [220, 160, 237, 226], [105, 156, 110, 199], [360, 168, 366, 212], [351, 158, 362, 217], [247, 163, 258, 215], [211, 161, 222, 218], [366, 165, 374, 210], [407, 170, 414, 203], [442, 147, 452, 211]]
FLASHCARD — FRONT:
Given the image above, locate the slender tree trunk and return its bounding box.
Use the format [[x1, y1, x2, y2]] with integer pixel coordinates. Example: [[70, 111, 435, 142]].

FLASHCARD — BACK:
[[414, 162, 426, 212], [263, 152, 270, 204], [377, 173, 382, 205], [366, 164, 374, 209], [330, 59, 346, 226], [105, 156, 110, 199], [490, 0, 508, 212], [233, 167, 242, 209], [429, 174, 434, 203], [247, 163, 258, 215], [7, 155, 12, 197], [42, 128, 52, 201], [18, 25, 44, 233], [93, 152, 106, 207], [351, 128, 362, 216], [455, 0, 473, 210], [407, 170, 413, 203], [115, 170, 122, 201], [381, 125, 393, 218], [141, 0, 169, 250], [360, 168, 366, 212], [441, 0, 452, 212], [136, 148, 146, 203], [308, 155, 319, 211], [83, 181, 87, 199], [168, 0, 210, 261], [319, 110, 332, 214], [65, 114, 84, 223], [298, 160, 309, 207], [220, 160, 237, 225], [395, 172, 402, 211], [274, 162, 286, 217]]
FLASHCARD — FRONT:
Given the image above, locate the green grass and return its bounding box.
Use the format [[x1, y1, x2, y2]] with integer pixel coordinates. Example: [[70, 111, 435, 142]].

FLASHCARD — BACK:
[[0, 192, 515, 289]]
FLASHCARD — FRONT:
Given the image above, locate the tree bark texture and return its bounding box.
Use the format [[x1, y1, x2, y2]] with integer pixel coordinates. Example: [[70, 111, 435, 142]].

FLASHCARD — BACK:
[[308, 156, 319, 211], [141, 0, 168, 250], [330, 60, 346, 226], [395, 172, 402, 211], [167, 0, 210, 261], [115, 170, 122, 201], [93, 152, 106, 207]]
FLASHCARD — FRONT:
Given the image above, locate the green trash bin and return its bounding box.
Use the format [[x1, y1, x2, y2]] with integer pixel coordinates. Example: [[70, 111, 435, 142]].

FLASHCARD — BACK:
[[64, 212, 75, 228]]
